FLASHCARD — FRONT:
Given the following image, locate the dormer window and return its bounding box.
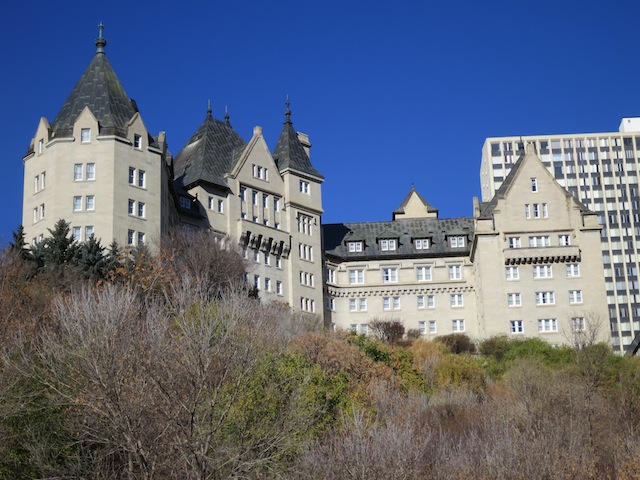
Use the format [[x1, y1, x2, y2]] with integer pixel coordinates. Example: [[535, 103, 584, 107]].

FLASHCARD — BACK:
[[81, 128, 91, 143], [450, 236, 465, 248], [134, 134, 142, 149], [415, 238, 430, 250], [179, 197, 192, 209], [380, 239, 397, 251], [347, 241, 363, 253]]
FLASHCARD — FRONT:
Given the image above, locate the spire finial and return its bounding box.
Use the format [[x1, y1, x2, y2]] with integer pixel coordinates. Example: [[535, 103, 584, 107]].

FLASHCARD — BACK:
[[284, 94, 292, 124], [207, 99, 212, 116], [224, 105, 230, 124], [95, 22, 107, 54]]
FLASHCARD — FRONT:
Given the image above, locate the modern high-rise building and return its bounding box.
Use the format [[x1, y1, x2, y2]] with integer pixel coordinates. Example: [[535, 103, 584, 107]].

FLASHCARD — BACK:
[[481, 119, 640, 353]]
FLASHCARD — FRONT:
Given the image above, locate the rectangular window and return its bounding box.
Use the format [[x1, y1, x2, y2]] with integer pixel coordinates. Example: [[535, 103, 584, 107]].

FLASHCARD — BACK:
[[559, 234, 571, 246], [417, 295, 425, 309], [134, 134, 141, 149], [86, 163, 95, 180], [429, 320, 437, 333], [276, 255, 282, 269], [510, 320, 524, 334], [506, 266, 519, 280], [533, 203, 540, 218], [274, 197, 280, 212], [72, 226, 81, 242], [240, 186, 246, 202], [33, 208, 38, 224], [276, 281, 283, 295], [138, 170, 146, 188], [252, 191, 258, 206], [427, 295, 435, 308], [264, 252, 270, 266], [38, 139, 44, 154], [452, 319, 465, 332], [40, 204, 45, 219], [531, 178, 538, 192], [73, 196, 82, 211], [262, 194, 268, 209], [450, 294, 464, 307], [533, 265, 553, 279], [380, 239, 397, 251], [129, 167, 135, 185], [128, 199, 135, 215], [415, 238, 430, 250], [571, 317, 586, 332], [535, 291, 555, 305], [349, 269, 365, 285], [508, 293, 522, 307], [85, 226, 94, 238], [448, 264, 462, 280], [566, 263, 580, 277], [80, 128, 91, 143], [538, 318, 558, 332], [450, 236, 465, 248], [359, 298, 367, 311], [529, 236, 550, 247], [525, 204, 531, 219], [508, 237, 521, 248], [138, 202, 145, 218], [569, 290, 583, 304], [264, 277, 271, 292], [74, 164, 83, 181], [40, 172, 46, 190], [85, 195, 95, 211], [327, 268, 336, 283], [383, 297, 390, 310], [382, 267, 398, 283], [419, 321, 427, 334], [417, 266, 432, 281], [137, 232, 145, 245], [127, 229, 135, 245], [349, 298, 357, 312], [393, 296, 400, 310], [300, 180, 310, 194], [542, 203, 548, 218], [348, 241, 363, 252], [34, 175, 39, 193]]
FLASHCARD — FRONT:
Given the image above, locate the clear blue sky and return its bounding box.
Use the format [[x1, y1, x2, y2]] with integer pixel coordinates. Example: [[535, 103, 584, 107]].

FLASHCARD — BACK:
[[2, 0, 640, 245]]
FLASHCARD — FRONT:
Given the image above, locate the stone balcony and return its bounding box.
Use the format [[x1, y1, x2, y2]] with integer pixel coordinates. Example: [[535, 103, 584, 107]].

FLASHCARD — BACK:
[[503, 245, 580, 265]]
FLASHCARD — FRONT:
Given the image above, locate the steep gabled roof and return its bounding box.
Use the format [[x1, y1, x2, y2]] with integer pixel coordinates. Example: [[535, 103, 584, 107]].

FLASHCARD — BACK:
[[393, 185, 439, 219], [478, 145, 591, 219], [172, 109, 246, 190], [273, 102, 323, 179], [51, 27, 137, 139]]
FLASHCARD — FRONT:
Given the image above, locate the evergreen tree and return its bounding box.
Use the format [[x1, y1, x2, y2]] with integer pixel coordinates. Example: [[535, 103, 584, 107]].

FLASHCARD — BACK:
[[72, 235, 107, 281], [42, 219, 76, 266]]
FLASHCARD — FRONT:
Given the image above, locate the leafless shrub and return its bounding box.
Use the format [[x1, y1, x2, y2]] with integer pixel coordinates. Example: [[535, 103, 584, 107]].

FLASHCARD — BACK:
[[368, 318, 405, 344]]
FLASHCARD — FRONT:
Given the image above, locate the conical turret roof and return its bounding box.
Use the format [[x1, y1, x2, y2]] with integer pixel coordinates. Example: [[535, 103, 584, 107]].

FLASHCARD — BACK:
[[51, 25, 137, 139], [273, 101, 323, 179]]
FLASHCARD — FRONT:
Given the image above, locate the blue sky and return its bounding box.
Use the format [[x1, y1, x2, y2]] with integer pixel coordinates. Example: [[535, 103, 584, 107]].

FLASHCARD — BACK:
[[2, 0, 640, 245]]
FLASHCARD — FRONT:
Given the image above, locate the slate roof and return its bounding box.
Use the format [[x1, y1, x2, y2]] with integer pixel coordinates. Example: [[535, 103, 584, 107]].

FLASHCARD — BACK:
[[172, 110, 246, 190], [478, 148, 591, 219], [323, 217, 474, 261], [51, 34, 137, 139], [273, 104, 323, 179]]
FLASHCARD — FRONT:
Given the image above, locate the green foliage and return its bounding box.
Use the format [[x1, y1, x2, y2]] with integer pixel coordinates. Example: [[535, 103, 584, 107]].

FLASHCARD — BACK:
[[480, 336, 575, 377], [434, 333, 476, 354], [434, 353, 486, 393]]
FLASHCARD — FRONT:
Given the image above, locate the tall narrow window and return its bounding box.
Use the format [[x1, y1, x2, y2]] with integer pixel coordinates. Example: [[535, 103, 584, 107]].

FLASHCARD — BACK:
[[74, 164, 83, 181], [138, 170, 146, 188], [134, 134, 142, 149], [86, 163, 95, 180], [531, 178, 538, 192], [85, 195, 95, 211], [81, 128, 91, 143]]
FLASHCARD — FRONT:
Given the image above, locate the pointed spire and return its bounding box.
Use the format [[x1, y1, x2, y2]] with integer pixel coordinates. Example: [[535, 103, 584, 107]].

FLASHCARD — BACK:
[[284, 95, 292, 124], [224, 105, 230, 125], [95, 22, 107, 54], [207, 99, 212, 116]]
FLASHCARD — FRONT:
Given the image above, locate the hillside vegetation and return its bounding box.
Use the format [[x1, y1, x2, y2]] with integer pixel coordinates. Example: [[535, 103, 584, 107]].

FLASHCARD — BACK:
[[1, 223, 640, 479]]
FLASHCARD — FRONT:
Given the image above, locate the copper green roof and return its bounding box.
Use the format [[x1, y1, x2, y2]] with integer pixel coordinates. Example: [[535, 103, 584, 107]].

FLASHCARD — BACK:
[[272, 102, 323, 179], [172, 110, 246, 190], [51, 27, 137, 139]]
